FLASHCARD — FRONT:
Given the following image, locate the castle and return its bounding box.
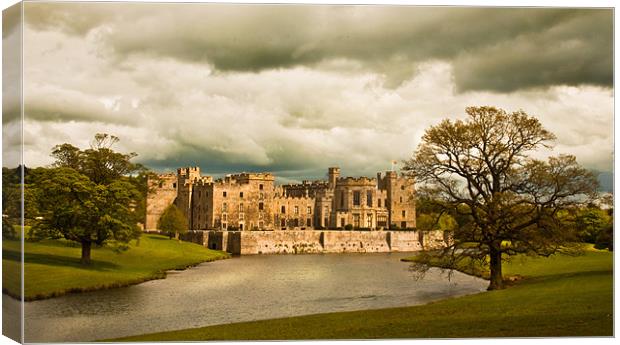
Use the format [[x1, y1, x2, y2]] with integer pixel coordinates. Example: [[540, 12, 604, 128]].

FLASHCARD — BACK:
[[146, 167, 416, 232]]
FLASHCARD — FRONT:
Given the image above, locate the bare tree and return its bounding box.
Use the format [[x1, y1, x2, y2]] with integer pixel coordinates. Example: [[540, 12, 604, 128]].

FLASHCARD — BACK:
[[403, 106, 598, 290]]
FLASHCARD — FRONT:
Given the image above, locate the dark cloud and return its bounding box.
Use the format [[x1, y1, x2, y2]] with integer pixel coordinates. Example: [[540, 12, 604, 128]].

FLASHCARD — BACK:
[[23, 4, 613, 92]]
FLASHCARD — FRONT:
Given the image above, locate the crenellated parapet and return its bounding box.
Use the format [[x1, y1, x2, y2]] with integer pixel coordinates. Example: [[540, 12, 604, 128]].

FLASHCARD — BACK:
[[336, 176, 377, 187], [273, 194, 316, 202], [216, 172, 275, 185]]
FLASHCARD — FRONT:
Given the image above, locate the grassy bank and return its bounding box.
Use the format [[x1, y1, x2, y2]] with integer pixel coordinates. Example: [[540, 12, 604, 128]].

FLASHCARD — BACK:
[[113, 246, 612, 340], [2, 234, 229, 300]]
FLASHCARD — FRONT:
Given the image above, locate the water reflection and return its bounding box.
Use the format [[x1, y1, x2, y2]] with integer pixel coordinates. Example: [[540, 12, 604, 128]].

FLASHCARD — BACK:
[[17, 252, 487, 342]]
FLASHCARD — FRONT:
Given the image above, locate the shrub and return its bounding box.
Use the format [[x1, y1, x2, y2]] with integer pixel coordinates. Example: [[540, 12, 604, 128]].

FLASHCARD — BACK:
[[344, 224, 353, 230]]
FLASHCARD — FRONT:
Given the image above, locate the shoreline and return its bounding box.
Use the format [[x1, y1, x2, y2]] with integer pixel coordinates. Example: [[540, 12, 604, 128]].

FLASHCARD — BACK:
[[4, 253, 230, 302]]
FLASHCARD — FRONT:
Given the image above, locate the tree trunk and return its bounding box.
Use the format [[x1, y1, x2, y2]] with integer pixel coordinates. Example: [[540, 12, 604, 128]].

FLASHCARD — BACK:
[[175, 231, 179, 240], [81, 241, 92, 265], [488, 245, 503, 290]]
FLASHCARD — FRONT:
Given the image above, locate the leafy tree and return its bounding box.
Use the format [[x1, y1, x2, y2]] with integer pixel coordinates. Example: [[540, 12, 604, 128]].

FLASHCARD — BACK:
[[158, 204, 188, 240], [404, 106, 598, 290], [2, 217, 17, 240], [2, 167, 21, 221], [417, 213, 458, 231], [32, 134, 142, 264], [32, 168, 141, 264], [51, 133, 138, 185], [594, 223, 613, 251], [574, 207, 612, 243]]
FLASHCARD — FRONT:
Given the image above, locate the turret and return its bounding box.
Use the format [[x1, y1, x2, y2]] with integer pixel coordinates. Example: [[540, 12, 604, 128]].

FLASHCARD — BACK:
[[328, 167, 340, 189]]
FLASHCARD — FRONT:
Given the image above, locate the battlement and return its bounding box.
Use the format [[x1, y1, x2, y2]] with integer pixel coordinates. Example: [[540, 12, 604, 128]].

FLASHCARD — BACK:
[[192, 176, 214, 186], [283, 180, 329, 188], [273, 194, 316, 202], [231, 172, 275, 181], [178, 166, 200, 176], [215, 172, 275, 186], [336, 176, 377, 186]]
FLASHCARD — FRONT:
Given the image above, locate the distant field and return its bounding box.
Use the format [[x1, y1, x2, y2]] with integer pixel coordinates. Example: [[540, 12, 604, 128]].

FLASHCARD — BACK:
[[112, 245, 612, 340], [2, 234, 229, 300]]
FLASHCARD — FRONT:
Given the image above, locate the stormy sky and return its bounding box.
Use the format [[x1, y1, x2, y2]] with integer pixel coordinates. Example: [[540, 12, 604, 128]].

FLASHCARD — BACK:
[[2, 3, 614, 187]]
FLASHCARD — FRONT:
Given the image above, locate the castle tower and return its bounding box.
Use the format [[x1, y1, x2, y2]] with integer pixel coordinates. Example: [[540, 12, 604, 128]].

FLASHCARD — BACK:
[[176, 166, 202, 229], [328, 167, 340, 189], [384, 171, 416, 229]]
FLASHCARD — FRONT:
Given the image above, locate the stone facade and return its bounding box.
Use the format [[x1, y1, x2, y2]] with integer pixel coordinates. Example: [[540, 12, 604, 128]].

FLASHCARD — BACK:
[[145, 166, 416, 231]]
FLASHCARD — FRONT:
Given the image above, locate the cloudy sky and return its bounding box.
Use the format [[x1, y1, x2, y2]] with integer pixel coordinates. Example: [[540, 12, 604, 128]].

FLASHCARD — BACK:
[[2, 2, 614, 187]]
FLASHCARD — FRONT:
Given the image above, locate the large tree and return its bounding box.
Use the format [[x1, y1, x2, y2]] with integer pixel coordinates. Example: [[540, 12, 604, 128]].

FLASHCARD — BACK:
[[32, 134, 142, 264], [403, 106, 598, 290]]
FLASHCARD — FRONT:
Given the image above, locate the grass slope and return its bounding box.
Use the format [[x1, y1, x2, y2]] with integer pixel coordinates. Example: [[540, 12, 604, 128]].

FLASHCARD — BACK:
[[113, 246, 612, 340], [2, 234, 228, 300]]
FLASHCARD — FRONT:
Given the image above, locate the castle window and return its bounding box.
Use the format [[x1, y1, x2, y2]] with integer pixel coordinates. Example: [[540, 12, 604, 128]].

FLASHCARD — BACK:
[[259, 184, 264, 190], [259, 192, 264, 200], [353, 191, 361, 206], [223, 214, 228, 221], [341, 219, 345, 228], [294, 206, 299, 214], [223, 191, 227, 197], [353, 214, 360, 228], [367, 213, 373, 228], [378, 215, 387, 227], [222, 222, 227, 230], [281, 206, 286, 214], [159, 182, 163, 188], [340, 192, 345, 208], [222, 203, 228, 212], [307, 206, 311, 214], [281, 219, 286, 227], [239, 213, 244, 220], [366, 191, 372, 207], [378, 199, 382, 208], [399, 196, 403, 203], [240, 192, 244, 198], [306, 218, 311, 226], [173, 183, 176, 188], [259, 202, 264, 210], [401, 221, 407, 229], [402, 210, 406, 217], [239, 203, 244, 212], [401, 185, 405, 190]]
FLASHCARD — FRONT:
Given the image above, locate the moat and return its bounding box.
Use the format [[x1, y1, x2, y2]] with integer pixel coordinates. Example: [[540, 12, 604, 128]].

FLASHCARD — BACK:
[[14, 253, 487, 342]]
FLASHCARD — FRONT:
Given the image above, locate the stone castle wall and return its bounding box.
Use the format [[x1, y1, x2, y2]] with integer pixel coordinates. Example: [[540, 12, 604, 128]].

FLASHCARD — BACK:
[[145, 174, 178, 230], [198, 229, 446, 255]]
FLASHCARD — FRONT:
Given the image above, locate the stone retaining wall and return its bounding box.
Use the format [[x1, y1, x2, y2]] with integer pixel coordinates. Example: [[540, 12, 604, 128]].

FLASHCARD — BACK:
[[190, 230, 446, 255]]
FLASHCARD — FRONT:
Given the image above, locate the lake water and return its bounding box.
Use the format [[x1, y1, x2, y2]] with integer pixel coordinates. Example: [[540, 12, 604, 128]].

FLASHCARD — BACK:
[[11, 252, 487, 342]]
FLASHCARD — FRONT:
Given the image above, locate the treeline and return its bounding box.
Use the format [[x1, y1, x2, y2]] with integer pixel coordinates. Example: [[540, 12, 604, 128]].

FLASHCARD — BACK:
[[415, 196, 613, 251]]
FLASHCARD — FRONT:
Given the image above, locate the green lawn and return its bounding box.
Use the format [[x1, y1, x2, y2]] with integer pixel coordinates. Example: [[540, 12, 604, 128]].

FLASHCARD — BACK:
[[112, 246, 613, 340], [2, 234, 229, 300]]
